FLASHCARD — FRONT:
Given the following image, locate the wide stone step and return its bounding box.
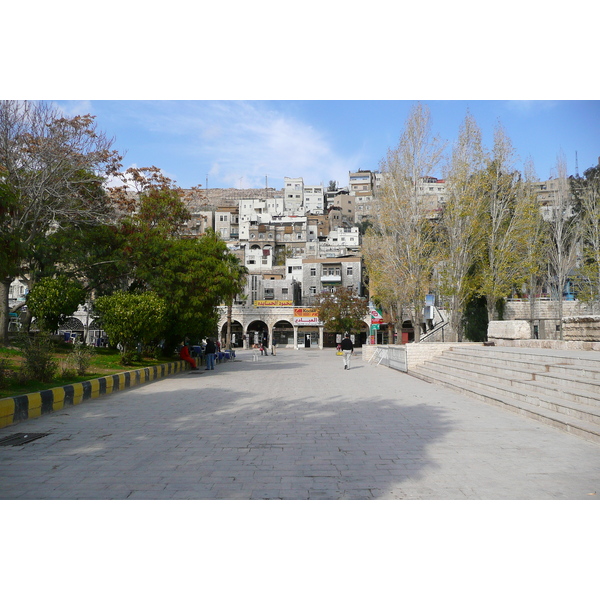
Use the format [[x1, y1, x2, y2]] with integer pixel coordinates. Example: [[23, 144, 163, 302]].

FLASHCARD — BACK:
[[511, 376, 600, 409], [414, 364, 600, 426], [449, 346, 600, 370], [435, 354, 537, 381], [409, 366, 600, 444]]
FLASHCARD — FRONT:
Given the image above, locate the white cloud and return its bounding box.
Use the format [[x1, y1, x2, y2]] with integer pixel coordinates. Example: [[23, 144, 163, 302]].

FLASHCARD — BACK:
[[122, 101, 360, 189]]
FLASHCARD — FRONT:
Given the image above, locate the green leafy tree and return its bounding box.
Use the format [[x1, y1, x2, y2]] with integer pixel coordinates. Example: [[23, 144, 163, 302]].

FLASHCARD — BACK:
[[438, 111, 486, 341], [315, 286, 368, 337], [94, 291, 167, 364], [572, 161, 600, 307], [27, 275, 86, 333], [478, 125, 530, 321]]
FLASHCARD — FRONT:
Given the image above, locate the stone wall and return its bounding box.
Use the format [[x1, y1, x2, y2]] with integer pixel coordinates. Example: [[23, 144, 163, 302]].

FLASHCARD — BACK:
[[488, 320, 530, 340], [563, 316, 600, 342]]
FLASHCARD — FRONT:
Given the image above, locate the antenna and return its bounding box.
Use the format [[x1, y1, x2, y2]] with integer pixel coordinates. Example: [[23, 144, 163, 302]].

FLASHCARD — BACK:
[[575, 151, 579, 178]]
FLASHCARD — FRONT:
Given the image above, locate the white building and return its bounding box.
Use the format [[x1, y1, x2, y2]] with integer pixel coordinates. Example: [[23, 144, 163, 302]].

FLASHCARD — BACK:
[[283, 177, 304, 214], [304, 185, 325, 214]]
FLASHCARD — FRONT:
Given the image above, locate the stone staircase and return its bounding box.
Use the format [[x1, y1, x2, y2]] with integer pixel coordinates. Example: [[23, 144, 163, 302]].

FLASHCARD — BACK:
[[409, 345, 600, 444]]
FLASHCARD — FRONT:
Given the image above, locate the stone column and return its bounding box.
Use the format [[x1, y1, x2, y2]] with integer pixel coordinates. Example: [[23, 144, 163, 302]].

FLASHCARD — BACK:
[[293, 326, 298, 349], [319, 325, 324, 349]]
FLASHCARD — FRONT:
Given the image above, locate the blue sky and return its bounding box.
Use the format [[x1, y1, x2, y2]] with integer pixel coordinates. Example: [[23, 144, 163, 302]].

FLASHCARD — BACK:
[[54, 100, 600, 190], [7, 4, 599, 191]]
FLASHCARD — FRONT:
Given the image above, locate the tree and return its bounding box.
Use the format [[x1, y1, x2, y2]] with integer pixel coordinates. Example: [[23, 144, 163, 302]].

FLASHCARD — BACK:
[[26, 275, 86, 333], [221, 253, 247, 349], [572, 161, 600, 308], [367, 103, 445, 341], [478, 125, 528, 321], [438, 111, 486, 341], [520, 160, 549, 336], [546, 154, 580, 339], [94, 291, 167, 363], [315, 286, 368, 338], [0, 100, 121, 344]]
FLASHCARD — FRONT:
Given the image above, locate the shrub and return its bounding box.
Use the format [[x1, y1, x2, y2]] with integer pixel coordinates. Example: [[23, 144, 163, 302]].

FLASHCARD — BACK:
[[16, 332, 57, 383], [69, 342, 95, 376], [94, 291, 167, 365], [0, 358, 11, 388]]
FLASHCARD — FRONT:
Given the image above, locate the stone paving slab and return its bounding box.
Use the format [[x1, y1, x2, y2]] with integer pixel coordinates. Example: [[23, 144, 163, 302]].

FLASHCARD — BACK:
[[1, 347, 599, 500]]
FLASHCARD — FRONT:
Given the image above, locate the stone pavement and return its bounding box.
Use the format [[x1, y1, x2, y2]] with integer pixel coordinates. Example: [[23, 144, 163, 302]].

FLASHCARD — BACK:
[[1, 347, 599, 500]]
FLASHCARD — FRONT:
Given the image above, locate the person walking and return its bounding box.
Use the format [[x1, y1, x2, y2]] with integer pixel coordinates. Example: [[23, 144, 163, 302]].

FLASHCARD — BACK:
[[340, 333, 354, 370], [204, 338, 216, 370]]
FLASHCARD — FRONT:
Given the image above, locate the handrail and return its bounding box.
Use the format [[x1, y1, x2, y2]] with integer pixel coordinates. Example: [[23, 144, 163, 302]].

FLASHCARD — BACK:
[[420, 305, 449, 342]]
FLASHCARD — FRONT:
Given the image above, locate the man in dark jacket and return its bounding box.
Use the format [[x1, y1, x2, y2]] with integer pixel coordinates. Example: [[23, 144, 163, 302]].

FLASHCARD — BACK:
[[205, 338, 216, 370], [340, 333, 354, 370]]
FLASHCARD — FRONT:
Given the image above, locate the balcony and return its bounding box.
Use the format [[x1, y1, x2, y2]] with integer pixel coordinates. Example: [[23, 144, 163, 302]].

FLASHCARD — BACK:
[[321, 274, 342, 284]]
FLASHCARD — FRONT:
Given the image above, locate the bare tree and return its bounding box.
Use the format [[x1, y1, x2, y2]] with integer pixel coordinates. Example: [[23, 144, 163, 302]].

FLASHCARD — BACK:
[[520, 159, 549, 336], [0, 100, 121, 343], [546, 153, 580, 339], [369, 103, 445, 342]]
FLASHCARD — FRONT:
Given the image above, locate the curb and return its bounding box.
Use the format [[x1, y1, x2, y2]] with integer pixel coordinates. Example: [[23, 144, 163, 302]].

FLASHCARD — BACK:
[[0, 360, 190, 430]]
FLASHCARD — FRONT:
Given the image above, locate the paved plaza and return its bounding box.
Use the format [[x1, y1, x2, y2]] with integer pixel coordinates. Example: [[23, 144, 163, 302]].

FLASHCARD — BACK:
[[1, 347, 599, 500]]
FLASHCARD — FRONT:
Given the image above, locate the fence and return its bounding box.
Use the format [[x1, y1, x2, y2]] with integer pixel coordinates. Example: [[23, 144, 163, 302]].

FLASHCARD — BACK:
[[368, 345, 407, 372]]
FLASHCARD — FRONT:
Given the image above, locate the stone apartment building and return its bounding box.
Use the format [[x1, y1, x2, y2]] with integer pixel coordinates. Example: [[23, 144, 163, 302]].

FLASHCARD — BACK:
[[301, 255, 363, 306]]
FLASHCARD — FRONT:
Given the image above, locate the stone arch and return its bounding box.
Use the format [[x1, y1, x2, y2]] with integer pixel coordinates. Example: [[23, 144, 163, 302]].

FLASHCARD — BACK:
[[220, 319, 244, 347], [246, 319, 269, 347], [271, 319, 294, 347]]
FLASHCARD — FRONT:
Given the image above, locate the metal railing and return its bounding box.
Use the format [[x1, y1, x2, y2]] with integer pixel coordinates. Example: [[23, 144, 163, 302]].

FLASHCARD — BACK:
[[368, 345, 407, 372], [420, 306, 449, 343]]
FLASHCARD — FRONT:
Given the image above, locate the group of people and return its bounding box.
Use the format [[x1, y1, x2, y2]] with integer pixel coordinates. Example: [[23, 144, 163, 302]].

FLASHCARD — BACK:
[[179, 338, 219, 371], [182, 334, 354, 370]]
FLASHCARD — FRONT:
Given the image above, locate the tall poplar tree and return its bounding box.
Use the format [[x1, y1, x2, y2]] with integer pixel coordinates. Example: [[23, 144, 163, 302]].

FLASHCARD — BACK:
[[438, 111, 486, 341], [368, 103, 445, 341]]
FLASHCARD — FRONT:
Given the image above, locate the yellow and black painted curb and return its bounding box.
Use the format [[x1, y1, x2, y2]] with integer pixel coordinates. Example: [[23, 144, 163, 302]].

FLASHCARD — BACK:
[[0, 360, 189, 430]]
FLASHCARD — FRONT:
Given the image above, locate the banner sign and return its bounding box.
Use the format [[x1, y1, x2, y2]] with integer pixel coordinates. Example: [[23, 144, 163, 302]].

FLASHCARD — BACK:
[[254, 300, 293, 307], [369, 307, 383, 324], [293, 308, 322, 325]]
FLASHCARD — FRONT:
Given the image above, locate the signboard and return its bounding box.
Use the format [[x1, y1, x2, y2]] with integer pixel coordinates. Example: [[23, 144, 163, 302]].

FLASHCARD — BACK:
[[254, 300, 293, 307], [293, 308, 322, 325], [369, 307, 383, 324]]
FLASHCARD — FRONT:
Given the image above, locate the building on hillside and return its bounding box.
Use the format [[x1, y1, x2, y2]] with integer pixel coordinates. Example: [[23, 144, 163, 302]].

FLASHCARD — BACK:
[[417, 176, 446, 218], [529, 178, 574, 221], [214, 207, 240, 240], [301, 255, 363, 305], [328, 194, 355, 224], [283, 176, 304, 214], [304, 184, 325, 214], [349, 170, 377, 223]]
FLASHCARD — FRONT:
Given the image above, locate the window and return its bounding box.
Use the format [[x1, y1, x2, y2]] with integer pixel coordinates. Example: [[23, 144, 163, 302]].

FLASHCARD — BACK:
[[309, 286, 317, 294], [310, 267, 317, 276], [346, 266, 353, 275], [282, 288, 288, 295]]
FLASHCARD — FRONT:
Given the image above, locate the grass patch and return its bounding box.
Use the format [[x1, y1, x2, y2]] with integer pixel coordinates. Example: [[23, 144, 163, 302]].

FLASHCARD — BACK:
[[0, 345, 177, 399]]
